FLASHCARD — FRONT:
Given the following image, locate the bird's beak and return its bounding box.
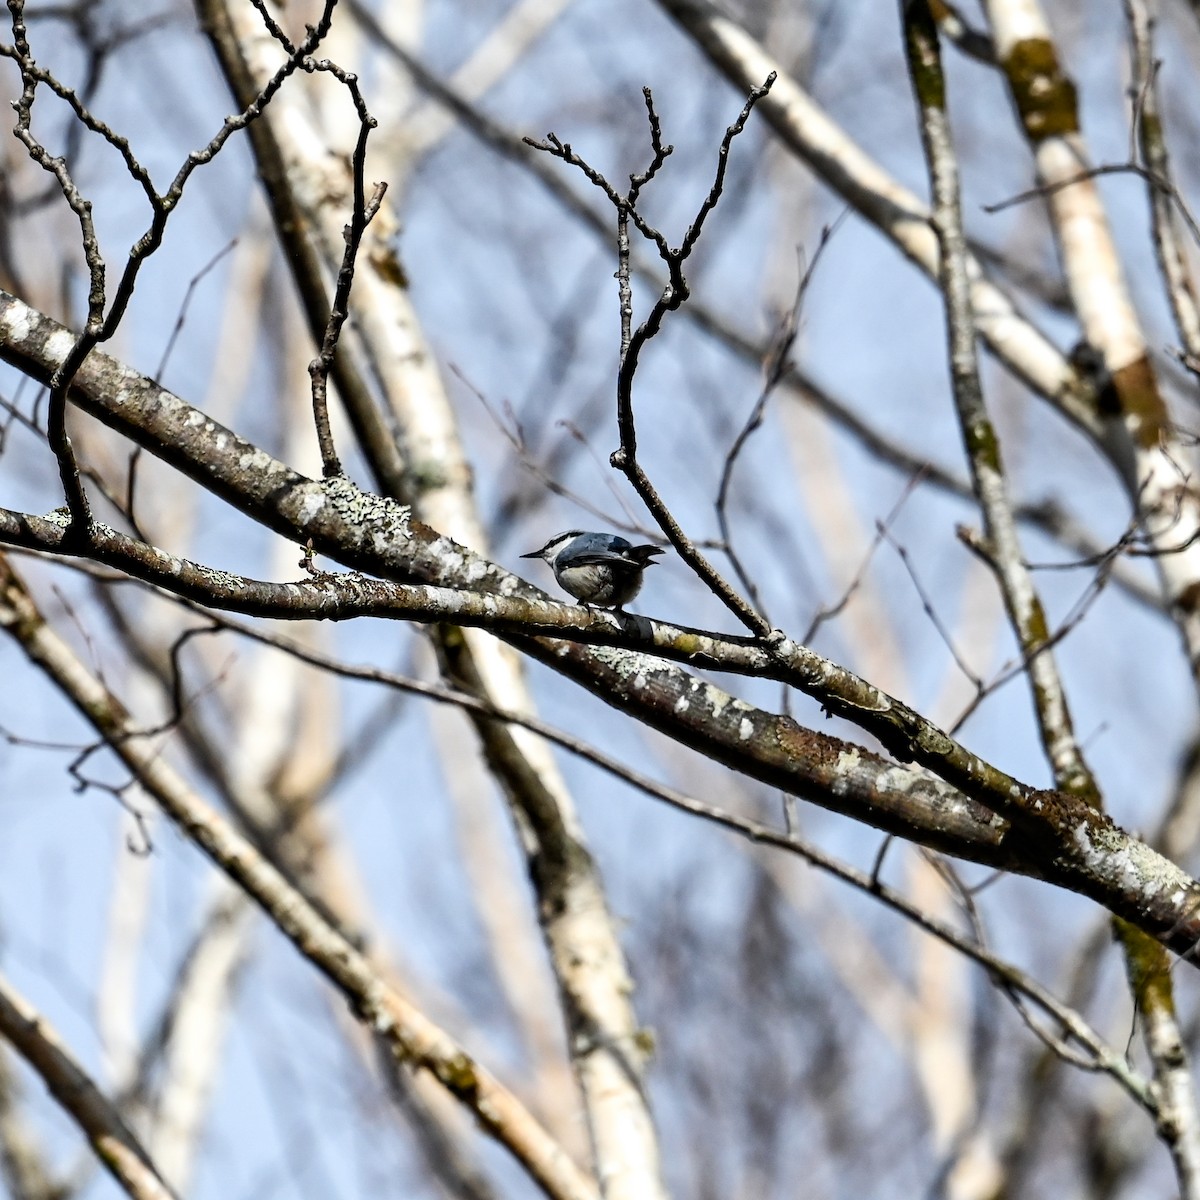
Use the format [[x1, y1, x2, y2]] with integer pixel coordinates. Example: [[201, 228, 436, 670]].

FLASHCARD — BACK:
[[519, 550, 542, 559]]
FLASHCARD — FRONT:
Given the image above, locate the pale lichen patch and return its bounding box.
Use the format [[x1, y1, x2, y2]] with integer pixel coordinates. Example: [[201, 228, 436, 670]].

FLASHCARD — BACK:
[[321, 474, 410, 550], [44, 326, 75, 364], [588, 645, 661, 680], [1072, 819, 1196, 900], [1, 304, 32, 343], [194, 564, 241, 591], [297, 488, 327, 525], [237, 447, 275, 474], [884, 767, 925, 797], [464, 557, 492, 585]]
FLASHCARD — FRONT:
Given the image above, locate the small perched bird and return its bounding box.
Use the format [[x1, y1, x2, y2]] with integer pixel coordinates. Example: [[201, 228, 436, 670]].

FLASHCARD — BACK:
[[521, 530, 663, 609]]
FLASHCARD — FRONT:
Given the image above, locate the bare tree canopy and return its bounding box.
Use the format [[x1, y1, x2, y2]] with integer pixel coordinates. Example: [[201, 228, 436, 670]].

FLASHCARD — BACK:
[[4, 0, 1200, 1197]]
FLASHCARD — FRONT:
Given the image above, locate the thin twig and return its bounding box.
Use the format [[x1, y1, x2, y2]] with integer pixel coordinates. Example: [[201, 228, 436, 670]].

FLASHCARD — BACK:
[[528, 75, 776, 634], [304, 60, 385, 478], [714, 220, 843, 615]]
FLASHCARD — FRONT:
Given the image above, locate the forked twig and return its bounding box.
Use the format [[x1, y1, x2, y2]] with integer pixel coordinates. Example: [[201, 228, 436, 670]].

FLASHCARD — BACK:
[[527, 75, 777, 634]]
